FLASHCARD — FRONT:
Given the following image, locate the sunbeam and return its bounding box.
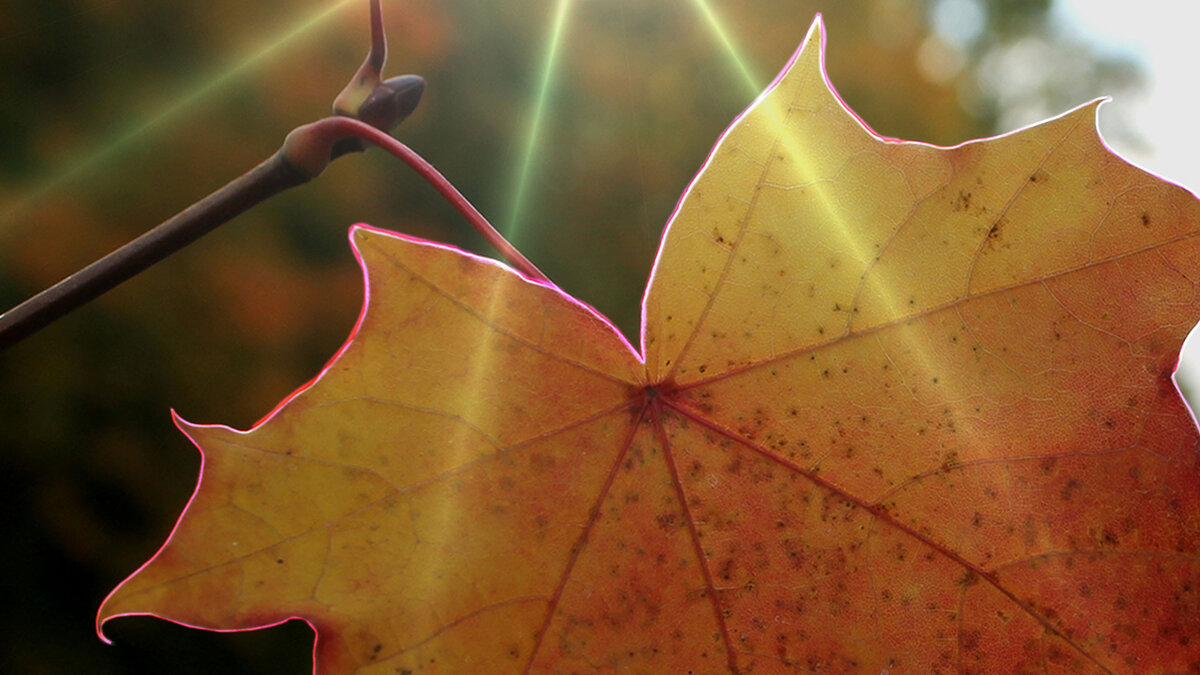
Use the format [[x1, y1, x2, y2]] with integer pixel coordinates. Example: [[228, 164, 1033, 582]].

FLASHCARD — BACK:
[[747, 23, 982, 475], [503, 0, 574, 244], [0, 0, 359, 234], [688, 0, 761, 96]]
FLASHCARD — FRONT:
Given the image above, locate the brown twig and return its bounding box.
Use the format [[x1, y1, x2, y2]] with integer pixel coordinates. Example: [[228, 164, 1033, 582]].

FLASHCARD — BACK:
[[0, 0, 546, 352], [0, 156, 311, 351], [0, 117, 549, 351]]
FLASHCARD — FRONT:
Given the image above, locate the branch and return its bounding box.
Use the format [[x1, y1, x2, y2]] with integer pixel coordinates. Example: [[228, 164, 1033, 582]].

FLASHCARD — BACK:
[[0, 156, 310, 351], [0, 0, 545, 351], [0, 116, 548, 352]]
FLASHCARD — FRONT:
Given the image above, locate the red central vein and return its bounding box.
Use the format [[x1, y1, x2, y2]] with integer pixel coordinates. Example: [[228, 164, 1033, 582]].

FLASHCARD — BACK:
[[663, 103, 794, 386], [665, 223, 1200, 395], [522, 395, 653, 673], [652, 396, 740, 673], [659, 396, 1116, 675]]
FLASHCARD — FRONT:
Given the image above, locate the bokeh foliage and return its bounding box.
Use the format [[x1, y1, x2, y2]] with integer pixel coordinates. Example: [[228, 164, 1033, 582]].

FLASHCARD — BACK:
[[0, 0, 1136, 671]]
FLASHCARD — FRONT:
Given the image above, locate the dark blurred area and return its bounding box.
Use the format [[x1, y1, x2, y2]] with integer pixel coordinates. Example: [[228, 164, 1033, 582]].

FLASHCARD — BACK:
[[0, 0, 1138, 672]]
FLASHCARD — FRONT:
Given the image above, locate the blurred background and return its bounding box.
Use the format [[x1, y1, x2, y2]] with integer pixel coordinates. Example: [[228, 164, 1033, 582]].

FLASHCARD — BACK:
[[0, 0, 1194, 672]]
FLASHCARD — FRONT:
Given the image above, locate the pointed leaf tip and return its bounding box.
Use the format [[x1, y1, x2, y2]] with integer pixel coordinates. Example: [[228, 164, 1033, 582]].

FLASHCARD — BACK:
[[805, 13, 825, 42], [799, 13, 826, 68]]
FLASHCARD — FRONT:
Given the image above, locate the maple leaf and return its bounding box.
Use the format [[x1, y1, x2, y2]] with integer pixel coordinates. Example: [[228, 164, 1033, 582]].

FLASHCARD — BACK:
[[99, 19, 1200, 674]]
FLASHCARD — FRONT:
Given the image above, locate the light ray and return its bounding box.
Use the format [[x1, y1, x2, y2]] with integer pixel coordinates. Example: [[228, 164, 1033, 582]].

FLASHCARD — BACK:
[[1, 0, 359, 233], [689, 0, 761, 96], [503, 0, 574, 242], [749, 25, 981, 471]]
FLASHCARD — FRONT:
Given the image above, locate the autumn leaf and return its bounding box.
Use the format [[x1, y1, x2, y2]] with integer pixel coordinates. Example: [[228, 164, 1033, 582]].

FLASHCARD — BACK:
[[99, 18, 1200, 673]]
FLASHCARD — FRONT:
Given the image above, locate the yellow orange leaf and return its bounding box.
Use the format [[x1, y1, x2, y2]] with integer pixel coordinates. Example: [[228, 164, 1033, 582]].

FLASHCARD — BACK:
[[101, 19, 1200, 673]]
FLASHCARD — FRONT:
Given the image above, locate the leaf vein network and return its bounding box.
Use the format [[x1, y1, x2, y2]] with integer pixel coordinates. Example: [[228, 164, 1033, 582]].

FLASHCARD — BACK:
[[376, 248, 635, 386], [986, 548, 1200, 574], [869, 443, 1143, 507], [522, 397, 652, 673], [962, 113, 1085, 295], [663, 102, 799, 384], [672, 227, 1200, 394], [654, 396, 740, 672], [843, 148, 950, 336], [659, 396, 1114, 673], [377, 595, 553, 665]]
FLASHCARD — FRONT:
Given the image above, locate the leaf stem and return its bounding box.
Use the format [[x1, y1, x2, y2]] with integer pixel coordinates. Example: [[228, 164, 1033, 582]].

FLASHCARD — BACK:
[[299, 116, 550, 284]]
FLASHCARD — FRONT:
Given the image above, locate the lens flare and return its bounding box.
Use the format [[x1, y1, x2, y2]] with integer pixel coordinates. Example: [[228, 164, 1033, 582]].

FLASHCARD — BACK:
[[1, 0, 359, 233], [503, 0, 574, 243]]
